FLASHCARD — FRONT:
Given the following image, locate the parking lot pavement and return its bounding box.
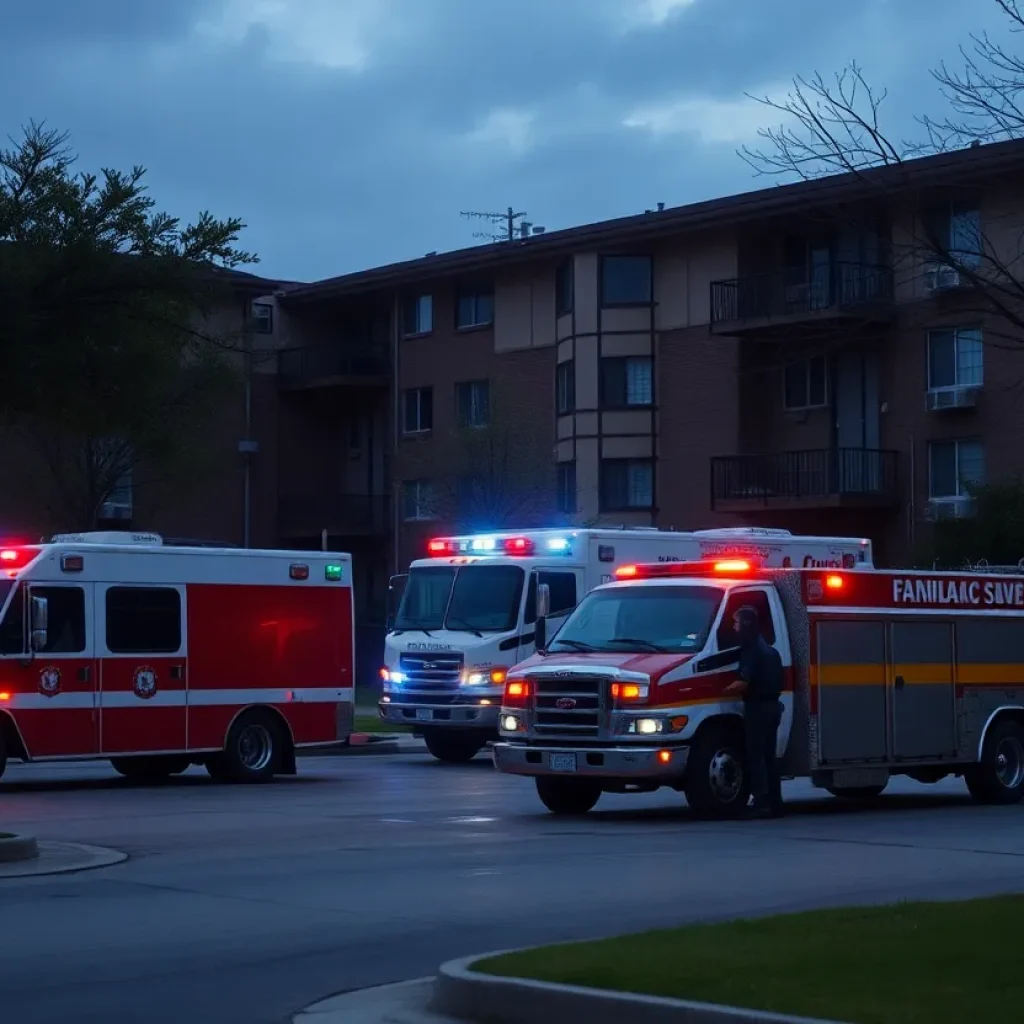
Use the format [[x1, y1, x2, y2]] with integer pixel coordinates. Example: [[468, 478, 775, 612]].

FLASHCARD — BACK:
[[1, 757, 1022, 1024]]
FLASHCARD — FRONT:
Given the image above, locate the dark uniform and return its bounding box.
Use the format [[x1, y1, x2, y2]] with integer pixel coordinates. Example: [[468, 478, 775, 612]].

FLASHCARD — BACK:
[[735, 605, 784, 817]]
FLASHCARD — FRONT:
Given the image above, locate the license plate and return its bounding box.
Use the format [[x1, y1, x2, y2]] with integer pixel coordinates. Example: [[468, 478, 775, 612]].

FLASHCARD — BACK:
[[415, 708, 433, 722], [548, 753, 577, 773]]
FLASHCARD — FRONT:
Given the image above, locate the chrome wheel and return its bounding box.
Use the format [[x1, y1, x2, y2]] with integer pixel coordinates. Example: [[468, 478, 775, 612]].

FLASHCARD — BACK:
[[238, 724, 273, 772], [708, 748, 744, 805], [995, 735, 1024, 790]]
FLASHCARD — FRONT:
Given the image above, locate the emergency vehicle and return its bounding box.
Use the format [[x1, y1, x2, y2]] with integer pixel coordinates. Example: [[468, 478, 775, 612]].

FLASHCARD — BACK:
[[493, 559, 1024, 817], [0, 532, 354, 783], [381, 527, 873, 763]]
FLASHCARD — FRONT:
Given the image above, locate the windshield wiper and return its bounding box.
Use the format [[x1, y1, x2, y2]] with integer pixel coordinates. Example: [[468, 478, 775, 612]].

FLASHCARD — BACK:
[[550, 639, 597, 652], [605, 637, 671, 653], [445, 617, 484, 638], [393, 622, 436, 637]]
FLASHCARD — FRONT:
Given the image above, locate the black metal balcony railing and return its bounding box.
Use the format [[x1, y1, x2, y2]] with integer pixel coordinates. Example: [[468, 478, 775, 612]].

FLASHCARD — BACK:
[[278, 344, 389, 383], [278, 493, 391, 537], [710, 262, 893, 326], [711, 448, 899, 508]]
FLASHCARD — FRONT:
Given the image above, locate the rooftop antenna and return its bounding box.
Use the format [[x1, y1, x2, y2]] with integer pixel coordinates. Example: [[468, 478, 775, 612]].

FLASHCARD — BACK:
[[461, 206, 528, 243]]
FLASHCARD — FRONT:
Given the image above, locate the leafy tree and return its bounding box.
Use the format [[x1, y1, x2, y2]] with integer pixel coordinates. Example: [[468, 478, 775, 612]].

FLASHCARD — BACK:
[[0, 121, 258, 529], [922, 479, 1024, 569], [738, 0, 1024, 346]]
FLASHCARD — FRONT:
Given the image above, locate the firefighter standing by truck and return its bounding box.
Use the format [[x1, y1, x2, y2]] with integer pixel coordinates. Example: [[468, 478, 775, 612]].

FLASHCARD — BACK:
[[723, 605, 784, 818]]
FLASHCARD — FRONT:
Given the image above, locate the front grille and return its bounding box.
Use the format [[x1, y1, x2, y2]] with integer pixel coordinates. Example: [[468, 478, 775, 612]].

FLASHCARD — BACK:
[[530, 675, 604, 739], [398, 652, 464, 688]]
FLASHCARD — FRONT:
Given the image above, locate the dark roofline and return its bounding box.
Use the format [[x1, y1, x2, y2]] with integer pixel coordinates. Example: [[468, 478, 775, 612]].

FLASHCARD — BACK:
[[282, 137, 1024, 304], [206, 265, 299, 295]]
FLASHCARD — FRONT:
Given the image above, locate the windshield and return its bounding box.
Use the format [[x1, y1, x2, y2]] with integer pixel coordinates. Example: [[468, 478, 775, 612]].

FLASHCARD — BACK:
[[548, 584, 724, 654], [394, 564, 525, 632]]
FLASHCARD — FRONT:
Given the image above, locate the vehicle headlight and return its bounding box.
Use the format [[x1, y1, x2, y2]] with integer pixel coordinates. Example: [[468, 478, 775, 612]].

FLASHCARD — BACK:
[[633, 718, 663, 734], [627, 715, 689, 735], [381, 669, 405, 690], [501, 714, 524, 732], [461, 668, 508, 686]]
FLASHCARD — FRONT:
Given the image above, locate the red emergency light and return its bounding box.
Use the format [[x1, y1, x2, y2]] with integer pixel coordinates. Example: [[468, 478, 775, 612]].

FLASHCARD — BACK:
[[0, 546, 40, 571], [614, 558, 758, 581], [427, 536, 536, 556]]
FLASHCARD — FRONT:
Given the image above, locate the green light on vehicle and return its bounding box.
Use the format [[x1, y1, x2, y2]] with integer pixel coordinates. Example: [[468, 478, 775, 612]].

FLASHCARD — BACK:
[[325, 564, 344, 582]]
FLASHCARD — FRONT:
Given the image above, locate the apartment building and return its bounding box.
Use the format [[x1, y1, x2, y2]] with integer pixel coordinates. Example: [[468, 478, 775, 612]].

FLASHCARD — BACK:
[[263, 137, 1024, 576]]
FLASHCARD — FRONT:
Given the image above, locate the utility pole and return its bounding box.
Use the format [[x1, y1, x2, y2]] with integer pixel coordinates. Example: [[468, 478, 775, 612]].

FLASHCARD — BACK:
[[460, 206, 530, 243]]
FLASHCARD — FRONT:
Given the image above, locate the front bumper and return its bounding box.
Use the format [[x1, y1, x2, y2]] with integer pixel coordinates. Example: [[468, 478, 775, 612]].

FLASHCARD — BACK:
[[492, 741, 690, 779], [379, 699, 500, 730]]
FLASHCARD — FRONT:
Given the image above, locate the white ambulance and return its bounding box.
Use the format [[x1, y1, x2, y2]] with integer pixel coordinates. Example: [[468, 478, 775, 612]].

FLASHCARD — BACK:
[[380, 527, 873, 763]]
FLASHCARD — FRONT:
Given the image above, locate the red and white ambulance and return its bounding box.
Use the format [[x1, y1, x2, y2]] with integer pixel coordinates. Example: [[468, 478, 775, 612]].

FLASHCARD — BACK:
[[0, 532, 354, 782], [493, 558, 1024, 817]]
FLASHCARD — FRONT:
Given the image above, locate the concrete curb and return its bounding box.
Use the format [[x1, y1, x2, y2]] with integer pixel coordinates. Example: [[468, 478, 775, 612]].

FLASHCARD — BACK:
[[0, 833, 38, 863], [294, 978, 446, 1022], [0, 841, 127, 879], [431, 952, 847, 1024]]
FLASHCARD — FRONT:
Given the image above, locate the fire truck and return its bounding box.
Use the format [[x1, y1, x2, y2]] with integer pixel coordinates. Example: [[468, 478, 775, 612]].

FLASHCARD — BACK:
[[493, 559, 1024, 817], [0, 532, 354, 783], [381, 527, 873, 763]]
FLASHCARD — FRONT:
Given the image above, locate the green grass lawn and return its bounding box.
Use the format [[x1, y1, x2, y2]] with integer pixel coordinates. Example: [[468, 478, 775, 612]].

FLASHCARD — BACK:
[[353, 713, 409, 734], [475, 897, 1024, 1024]]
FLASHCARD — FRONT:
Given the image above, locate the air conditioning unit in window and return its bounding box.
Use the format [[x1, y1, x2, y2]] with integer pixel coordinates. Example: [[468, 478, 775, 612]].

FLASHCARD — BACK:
[[923, 265, 963, 292], [926, 386, 980, 412], [924, 496, 975, 522]]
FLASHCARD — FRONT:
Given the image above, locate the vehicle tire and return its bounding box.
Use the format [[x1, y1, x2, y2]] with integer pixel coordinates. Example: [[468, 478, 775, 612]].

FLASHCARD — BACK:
[[423, 730, 484, 764], [966, 719, 1024, 805], [215, 710, 284, 783], [111, 755, 190, 780], [827, 784, 887, 800], [535, 776, 602, 816], [684, 724, 750, 820]]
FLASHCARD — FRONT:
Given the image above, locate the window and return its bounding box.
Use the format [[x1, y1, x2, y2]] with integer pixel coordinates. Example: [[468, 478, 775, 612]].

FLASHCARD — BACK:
[[455, 380, 490, 428], [394, 564, 526, 632], [106, 586, 181, 654], [403, 294, 433, 335], [549, 584, 723, 655], [556, 260, 574, 315], [783, 356, 828, 410], [928, 328, 983, 390], [403, 387, 433, 433], [600, 255, 652, 306], [928, 204, 982, 268], [929, 440, 985, 499], [556, 361, 575, 414], [716, 589, 777, 650], [456, 289, 494, 329], [0, 586, 86, 655], [403, 479, 435, 521], [250, 301, 273, 334], [557, 461, 576, 514], [600, 356, 653, 407], [601, 458, 654, 511], [524, 571, 579, 623]]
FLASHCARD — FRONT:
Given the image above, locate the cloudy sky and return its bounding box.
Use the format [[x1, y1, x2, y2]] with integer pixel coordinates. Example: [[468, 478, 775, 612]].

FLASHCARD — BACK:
[[1, 0, 1015, 282]]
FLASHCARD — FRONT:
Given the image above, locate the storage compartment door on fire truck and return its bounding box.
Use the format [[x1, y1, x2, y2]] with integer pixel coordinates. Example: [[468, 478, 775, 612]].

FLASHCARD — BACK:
[[523, 568, 582, 658], [95, 583, 187, 755], [815, 620, 887, 763], [0, 581, 99, 758], [889, 621, 957, 759]]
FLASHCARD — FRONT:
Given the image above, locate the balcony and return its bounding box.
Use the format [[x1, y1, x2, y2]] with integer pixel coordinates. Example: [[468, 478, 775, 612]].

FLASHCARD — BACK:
[[710, 448, 899, 512], [278, 344, 390, 390], [710, 263, 894, 337], [278, 493, 391, 538]]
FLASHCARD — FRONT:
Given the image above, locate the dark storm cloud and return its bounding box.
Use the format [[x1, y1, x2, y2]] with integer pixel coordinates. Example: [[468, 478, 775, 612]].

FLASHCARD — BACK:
[[0, 0, 1016, 279]]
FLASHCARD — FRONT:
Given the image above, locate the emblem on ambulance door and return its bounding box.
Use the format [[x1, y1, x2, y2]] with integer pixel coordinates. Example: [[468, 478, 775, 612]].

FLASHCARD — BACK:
[[38, 666, 61, 698], [133, 666, 157, 700]]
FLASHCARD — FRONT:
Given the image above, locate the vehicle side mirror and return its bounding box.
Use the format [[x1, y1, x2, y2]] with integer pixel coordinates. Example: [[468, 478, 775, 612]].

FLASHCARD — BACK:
[[30, 595, 48, 653], [387, 573, 408, 632], [536, 583, 551, 619]]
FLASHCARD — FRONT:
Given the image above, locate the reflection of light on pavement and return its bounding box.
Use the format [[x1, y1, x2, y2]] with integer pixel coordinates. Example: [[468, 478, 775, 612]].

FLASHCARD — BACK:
[[379, 818, 414, 824], [464, 868, 500, 877], [446, 816, 497, 824]]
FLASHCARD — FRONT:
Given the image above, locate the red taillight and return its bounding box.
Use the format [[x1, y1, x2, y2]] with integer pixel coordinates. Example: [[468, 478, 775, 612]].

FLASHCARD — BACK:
[[615, 564, 638, 579]]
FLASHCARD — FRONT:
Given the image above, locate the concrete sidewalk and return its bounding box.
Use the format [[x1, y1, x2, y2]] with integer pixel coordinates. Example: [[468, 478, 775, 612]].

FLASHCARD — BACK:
[[0, 840, 127, 879]]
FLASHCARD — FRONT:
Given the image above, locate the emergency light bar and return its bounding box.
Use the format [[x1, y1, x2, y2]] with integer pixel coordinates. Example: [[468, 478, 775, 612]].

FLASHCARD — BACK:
[[427, 535, 549, 557], [0, 546, 41, 571], [614, 559, 759, 580]]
